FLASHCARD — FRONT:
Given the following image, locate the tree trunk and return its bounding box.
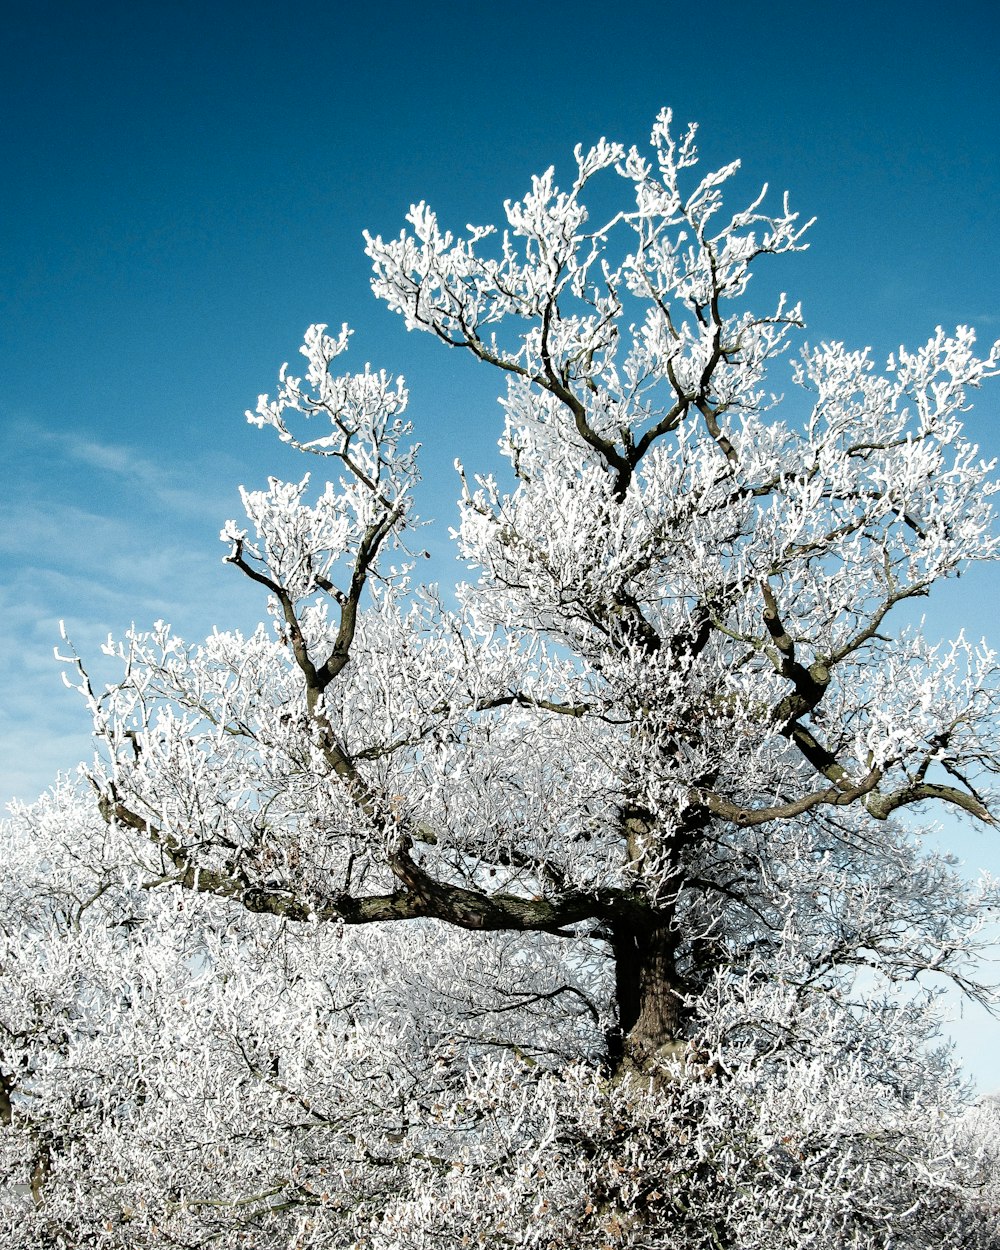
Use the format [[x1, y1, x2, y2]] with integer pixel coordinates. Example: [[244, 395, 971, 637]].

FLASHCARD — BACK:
[[609, 916, 689, 1074]]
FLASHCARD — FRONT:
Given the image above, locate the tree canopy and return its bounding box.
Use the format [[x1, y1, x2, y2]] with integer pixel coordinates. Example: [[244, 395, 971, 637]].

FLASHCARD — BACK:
[[3, 109, 1000, 1249]]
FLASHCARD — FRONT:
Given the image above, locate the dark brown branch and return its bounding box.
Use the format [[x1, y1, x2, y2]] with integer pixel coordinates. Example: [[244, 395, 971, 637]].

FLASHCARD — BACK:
[[225, 540, 322, 689], [758, 581, 831, 727], [99, 792, 431, 924], [317, 507, 403, 690], [865, 782, 993, 824], [385, 839, 617, 936], [695, 767, 883, 827]]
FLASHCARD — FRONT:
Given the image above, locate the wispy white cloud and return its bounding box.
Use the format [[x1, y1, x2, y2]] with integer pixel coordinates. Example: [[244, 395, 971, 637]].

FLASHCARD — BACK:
[[1, 415, 241, 521], [0, 487, 269, 805], [0, 401, 319, 803]]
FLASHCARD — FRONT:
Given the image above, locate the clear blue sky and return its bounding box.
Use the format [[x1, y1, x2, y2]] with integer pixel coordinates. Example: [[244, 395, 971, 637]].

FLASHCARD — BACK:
[[2, 0, 998, 1085]]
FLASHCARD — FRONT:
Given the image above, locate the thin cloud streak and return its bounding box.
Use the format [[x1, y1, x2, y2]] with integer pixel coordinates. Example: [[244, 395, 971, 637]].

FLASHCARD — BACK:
[[2, 414, 243, 522]]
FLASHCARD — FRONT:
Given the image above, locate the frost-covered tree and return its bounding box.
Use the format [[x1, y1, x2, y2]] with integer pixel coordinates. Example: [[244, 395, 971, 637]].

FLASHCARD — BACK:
[[3, 110, 1000, 1247]]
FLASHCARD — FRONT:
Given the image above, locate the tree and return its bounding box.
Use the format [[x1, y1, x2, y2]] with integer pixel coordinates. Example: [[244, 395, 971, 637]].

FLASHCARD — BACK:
[[3, 109, 1000, 1247]]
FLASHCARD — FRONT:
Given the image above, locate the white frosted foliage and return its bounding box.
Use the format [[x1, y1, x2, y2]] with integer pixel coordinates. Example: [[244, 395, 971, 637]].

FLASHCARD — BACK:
[[5, 110, 1000, 1247]]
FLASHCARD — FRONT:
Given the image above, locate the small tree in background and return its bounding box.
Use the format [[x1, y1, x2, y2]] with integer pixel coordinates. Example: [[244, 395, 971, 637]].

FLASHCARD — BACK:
[[3, 110, 1000, 1248]]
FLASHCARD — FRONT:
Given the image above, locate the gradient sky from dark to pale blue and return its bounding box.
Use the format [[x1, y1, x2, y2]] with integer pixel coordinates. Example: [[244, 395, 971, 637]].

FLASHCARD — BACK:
[[2, 0, 999, 1084]]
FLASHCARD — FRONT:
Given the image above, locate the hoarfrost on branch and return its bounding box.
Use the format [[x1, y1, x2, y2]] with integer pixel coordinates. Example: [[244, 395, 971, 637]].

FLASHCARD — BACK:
[[4, 110, 1000, 1248]]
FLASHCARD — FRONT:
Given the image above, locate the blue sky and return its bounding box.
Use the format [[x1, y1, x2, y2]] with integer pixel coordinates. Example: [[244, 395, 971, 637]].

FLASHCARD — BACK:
[[2, 0, 999, 1085]]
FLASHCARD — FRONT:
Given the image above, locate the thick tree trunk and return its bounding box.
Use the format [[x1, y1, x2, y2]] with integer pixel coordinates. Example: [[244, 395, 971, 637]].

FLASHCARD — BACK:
[[609, 916, 689, 1074]]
